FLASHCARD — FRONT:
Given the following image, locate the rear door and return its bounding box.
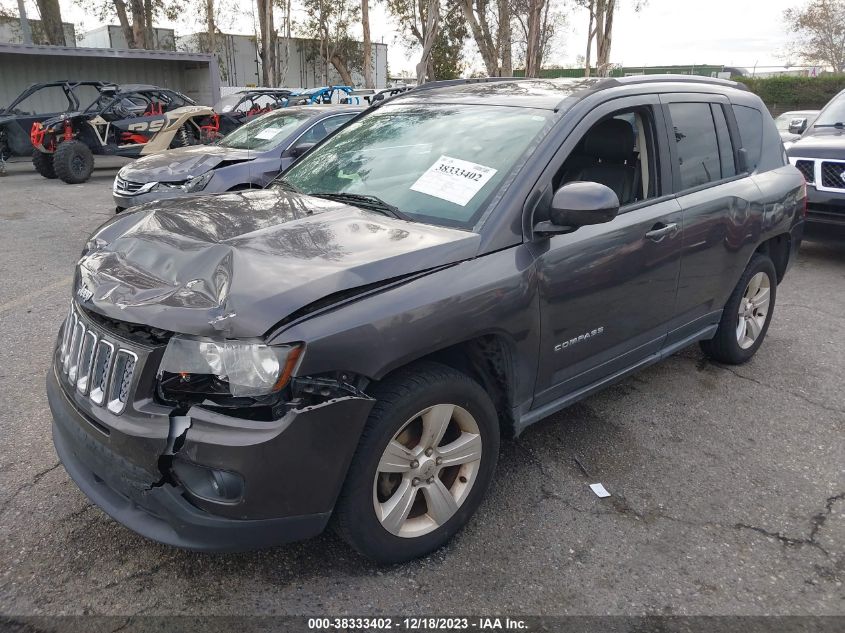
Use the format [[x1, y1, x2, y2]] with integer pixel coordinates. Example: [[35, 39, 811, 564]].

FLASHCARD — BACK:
[[660, 95, 763, 345]]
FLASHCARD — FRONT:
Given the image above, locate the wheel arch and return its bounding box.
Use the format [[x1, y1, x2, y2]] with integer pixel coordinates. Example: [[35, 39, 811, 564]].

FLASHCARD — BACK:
[[754, 231, 791, 283], [370, 333, 519, 439]]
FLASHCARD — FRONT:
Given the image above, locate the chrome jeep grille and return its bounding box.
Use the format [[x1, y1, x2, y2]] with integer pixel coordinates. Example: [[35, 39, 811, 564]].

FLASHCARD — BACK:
[[58, 304, 139, 415], [113, 175, 147, 196]]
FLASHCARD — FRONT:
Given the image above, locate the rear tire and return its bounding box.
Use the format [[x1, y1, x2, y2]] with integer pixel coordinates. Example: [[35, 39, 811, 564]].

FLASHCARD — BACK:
[[32, 149, 57, 179], [334, 362, 500, 564], [53, 140, 94, 184], [700, 254, 777, 365]]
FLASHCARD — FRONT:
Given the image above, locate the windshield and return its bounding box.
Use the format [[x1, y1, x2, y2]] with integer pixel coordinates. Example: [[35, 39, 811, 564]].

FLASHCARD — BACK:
[[815, 93, 845, 126], [279, 103, 553, 228], [219, 111, 312, 151]]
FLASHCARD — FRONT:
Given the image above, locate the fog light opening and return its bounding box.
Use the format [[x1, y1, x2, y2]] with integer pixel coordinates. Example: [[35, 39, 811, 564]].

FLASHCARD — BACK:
[[172, 459, 244, 503]]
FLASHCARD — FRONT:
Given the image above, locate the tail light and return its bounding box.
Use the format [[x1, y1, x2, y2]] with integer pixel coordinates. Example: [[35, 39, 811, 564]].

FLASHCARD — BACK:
[[801, 179, 808, 218]]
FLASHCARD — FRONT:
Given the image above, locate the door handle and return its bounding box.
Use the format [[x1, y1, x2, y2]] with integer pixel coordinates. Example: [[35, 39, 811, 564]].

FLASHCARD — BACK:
[[645, 222, 679, 242]]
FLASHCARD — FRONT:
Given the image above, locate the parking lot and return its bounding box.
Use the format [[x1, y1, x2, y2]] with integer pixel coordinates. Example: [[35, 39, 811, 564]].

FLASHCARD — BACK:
[[0, 156, 842, 617]]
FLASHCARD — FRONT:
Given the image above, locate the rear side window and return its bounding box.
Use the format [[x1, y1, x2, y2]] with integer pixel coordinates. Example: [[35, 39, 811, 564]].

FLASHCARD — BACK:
[[668, 102, 721, 189], [731, 105, 763, 171], [712, 105, 736, 179]]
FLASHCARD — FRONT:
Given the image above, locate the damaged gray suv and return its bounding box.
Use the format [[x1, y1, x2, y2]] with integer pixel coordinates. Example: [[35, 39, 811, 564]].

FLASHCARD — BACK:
[[48, 77, 805, 563]]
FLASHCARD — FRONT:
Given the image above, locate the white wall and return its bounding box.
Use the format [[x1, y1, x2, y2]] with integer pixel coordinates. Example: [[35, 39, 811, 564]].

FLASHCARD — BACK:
[[80, 26, 175, 51], [179, 33, 259, 87], [0, 18, 75, 46], [278, 38, 388, 89]]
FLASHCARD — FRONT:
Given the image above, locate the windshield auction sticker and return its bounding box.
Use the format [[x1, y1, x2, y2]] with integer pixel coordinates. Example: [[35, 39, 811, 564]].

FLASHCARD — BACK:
[[410, 155, 498, 206], [255, 127, 282, 140]]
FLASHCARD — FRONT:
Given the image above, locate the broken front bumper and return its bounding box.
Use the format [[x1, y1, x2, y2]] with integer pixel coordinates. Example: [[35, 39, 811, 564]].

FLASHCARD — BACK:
[[48, 363, 374, 551]]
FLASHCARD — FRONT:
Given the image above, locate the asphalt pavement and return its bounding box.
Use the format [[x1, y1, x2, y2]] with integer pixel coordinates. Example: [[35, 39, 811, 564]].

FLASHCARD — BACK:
[[0, 157, 842, 618]]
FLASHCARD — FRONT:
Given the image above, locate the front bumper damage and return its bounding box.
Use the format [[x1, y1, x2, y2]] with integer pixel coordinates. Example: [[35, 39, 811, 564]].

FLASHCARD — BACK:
[[48, 363, 374, 551]]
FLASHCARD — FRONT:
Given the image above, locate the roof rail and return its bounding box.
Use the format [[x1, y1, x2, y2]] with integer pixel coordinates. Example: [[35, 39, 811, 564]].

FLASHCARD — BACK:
[[408, 77, 521, 94], [608, 74, 748, 91]]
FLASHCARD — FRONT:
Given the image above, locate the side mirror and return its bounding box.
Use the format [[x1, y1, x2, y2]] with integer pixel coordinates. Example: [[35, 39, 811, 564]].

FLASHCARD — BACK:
[[788, 118, 808, 135], [534, 181, 620, 236], [288, 141, 316, 159]]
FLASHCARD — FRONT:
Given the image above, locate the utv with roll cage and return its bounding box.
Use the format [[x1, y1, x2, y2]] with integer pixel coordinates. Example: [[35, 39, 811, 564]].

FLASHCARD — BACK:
[[30, 84, 218, 184], [212, 88, 294, 136], [0, 80, 112, 162]]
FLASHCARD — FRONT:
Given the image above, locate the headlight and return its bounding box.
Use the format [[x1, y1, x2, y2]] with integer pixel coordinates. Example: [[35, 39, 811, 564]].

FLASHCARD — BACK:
[[151, 172, 213, 194], [158, 336, 302, 401], [184, 172, 213, 192]]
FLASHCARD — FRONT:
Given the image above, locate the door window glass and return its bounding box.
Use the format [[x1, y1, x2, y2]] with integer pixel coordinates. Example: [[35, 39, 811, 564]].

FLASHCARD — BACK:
[[556, 106, 659, 206], [731, 105, 763, 171], [668, 102, 721, 189]]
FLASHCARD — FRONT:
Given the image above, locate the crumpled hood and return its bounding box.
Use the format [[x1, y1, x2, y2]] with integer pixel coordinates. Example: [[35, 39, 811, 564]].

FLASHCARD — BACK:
[[119, 145, 255, 183], [76, 188, 480, 338]]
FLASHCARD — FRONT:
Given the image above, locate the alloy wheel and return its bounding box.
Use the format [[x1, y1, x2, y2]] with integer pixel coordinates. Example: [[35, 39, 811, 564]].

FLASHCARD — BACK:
[[736, 271, 771, 349], [373, 404, 482, 538]]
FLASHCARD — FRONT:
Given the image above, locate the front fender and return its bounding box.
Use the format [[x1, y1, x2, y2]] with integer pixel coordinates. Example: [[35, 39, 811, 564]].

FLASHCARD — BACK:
[[273, 244, 540, 409]]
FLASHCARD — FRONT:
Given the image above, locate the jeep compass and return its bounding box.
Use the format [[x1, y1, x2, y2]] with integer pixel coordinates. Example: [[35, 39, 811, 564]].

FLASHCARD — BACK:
[[47, 76, 805, 563]]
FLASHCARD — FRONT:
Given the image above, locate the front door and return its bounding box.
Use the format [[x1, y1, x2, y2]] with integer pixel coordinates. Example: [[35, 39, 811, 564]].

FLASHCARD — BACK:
[[531, 97, 684, 408]]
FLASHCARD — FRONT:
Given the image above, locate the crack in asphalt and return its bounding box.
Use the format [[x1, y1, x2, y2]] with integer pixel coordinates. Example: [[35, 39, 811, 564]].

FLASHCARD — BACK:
[[100, 557, 181, 592], [512, 439, 843, 562], [0, 462, 61, 514], [733, 493, 843, 558], [704, 362, 845, 418]]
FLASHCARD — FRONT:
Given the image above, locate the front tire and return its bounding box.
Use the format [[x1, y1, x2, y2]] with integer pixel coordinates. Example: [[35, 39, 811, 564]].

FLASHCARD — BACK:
[[334, 362, 500, 564], [32, 149, 57, 179], [53, 140, 94, 184], [700, 253, 777, 364]]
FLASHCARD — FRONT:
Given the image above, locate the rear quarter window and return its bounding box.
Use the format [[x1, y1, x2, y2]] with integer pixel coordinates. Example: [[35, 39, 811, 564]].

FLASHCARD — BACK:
[[731, 105, 763, 171]]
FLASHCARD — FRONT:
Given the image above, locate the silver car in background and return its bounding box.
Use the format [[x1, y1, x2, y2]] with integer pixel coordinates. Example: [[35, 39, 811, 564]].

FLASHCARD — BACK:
[[113, 105, 362, 211]]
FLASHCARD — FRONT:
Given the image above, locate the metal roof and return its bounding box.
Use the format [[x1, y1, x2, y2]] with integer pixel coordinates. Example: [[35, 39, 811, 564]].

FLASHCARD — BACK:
[[0, 41, 215, 63]]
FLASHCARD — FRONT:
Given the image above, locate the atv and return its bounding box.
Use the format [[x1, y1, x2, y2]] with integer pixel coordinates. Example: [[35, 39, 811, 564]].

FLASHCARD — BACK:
[[0, 81, 112, 162], [212, 88, 293, 136], [30, 84, 218, 184]]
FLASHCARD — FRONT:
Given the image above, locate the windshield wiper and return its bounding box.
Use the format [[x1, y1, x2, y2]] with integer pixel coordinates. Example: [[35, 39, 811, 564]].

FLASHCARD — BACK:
[[814, 122, 845, 128], [310, 192, 411, 220]]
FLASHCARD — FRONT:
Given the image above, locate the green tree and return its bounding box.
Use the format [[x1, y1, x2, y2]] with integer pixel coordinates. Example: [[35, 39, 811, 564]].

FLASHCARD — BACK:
[[431, 0, 468, 79], [298, 0, 362, 86], [458, 0, 509, 76], [84, 0, 180, 49], [35, 0, 66, 45], [386, 0, 466, 81]]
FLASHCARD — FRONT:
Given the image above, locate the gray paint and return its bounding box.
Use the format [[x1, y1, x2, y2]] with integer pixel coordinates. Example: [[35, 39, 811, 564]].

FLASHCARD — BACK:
[[52, 77, 805, 548]]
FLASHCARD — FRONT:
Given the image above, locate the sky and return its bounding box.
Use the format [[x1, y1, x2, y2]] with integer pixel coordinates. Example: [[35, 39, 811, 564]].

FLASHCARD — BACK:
[[9, 0, 807, 75]]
